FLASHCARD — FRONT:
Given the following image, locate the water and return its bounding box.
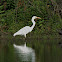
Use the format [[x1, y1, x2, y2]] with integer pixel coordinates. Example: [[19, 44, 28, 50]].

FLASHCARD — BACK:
[[13, 43, 35, 62], [0, 37, 62, 62]]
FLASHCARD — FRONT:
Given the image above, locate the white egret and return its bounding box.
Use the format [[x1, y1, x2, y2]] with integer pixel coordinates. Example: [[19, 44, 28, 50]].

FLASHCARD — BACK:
[[13, 16, 41, 38]]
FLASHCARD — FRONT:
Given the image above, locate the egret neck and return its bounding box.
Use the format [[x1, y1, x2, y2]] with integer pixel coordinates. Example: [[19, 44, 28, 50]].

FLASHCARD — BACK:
[[31, 18, 36, 31]]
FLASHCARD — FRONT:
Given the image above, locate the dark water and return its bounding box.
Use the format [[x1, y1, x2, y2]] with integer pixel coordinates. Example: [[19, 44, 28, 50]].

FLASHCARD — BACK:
[[0, 37, 62, 62]]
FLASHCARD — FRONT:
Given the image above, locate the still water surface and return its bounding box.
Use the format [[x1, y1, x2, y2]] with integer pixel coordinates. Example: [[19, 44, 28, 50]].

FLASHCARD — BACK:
[[0, 37, 62, 62]]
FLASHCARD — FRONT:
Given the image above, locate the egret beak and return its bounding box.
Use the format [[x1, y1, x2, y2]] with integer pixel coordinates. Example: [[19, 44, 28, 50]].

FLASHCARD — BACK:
[[36, 17, 41, 19]]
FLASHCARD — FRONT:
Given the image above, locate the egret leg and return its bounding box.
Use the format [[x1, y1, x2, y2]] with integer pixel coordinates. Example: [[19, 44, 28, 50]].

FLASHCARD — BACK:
[[24, 34, 26, 38]]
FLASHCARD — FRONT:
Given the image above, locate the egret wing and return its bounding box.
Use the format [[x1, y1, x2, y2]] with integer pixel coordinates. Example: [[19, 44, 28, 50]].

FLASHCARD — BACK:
[[16, 26, 31, 35]]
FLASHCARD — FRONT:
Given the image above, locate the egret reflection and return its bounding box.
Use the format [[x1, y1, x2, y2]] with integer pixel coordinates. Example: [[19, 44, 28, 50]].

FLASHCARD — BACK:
[[13, 43, 35, 62]]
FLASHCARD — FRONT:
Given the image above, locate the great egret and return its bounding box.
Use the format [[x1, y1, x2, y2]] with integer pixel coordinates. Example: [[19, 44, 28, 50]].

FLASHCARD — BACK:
[[13, 16, 41, 38]]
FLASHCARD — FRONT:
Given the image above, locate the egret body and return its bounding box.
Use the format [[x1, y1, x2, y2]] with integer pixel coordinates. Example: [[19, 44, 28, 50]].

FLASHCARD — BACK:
[[13, 16, 41, 38]]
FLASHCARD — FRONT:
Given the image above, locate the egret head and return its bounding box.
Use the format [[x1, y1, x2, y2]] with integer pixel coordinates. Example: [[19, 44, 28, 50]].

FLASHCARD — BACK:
[[32, 16, 41, 20]]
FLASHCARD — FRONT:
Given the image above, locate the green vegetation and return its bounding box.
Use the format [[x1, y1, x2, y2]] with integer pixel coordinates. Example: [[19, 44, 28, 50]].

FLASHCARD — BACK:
[[0, 0, 62, 38]]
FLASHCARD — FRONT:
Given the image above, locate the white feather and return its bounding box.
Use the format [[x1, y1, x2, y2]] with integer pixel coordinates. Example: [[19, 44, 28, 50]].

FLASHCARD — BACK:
[[13, 16, 41, 38]]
